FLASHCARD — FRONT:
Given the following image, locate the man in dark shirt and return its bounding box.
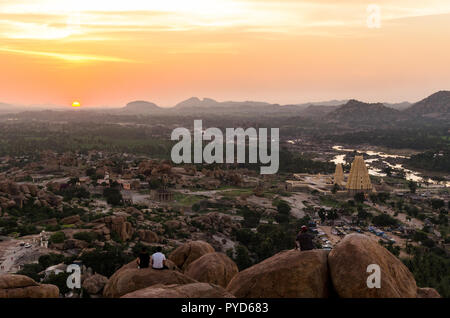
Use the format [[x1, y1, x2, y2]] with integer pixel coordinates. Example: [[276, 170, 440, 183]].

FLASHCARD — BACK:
[[137, 248, 150, 269], [295, 226, 315, 251]]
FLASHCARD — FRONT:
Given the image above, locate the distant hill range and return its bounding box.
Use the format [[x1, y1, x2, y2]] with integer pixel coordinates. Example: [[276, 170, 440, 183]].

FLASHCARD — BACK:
[[1, 91, 449, 125], [324, 100, 402, 125], [385, 101, 412, 110], [0, 102, 52, 114], [404, 90, 450, 119], [118, 101, 164, 114], [297, 105, 339, 118]]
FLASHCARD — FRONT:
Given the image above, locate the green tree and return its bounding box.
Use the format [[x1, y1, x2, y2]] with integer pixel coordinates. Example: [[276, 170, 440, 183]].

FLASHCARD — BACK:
[[103, 187, 123, 206], [408, 181, 417, 194], [49, 231, 66, 244], [430, 199, 445, 210], [234, 245, 253, 270], [44, 272, 72, 295], [242, 207, 260, 228], [354, 192, 365, 203], [275, 201, 291, 224], [73, 232, 100, 243], [38, 253, 65, 269], [331, 183, 339, 194], [16, 263, 44, 282], [372, 214, 398, 227], [80, 244, 133, 277]]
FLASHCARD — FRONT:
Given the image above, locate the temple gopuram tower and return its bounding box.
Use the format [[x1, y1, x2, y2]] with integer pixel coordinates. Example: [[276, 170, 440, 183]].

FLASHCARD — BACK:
[[334, 163, 345, 186], [346, 156, 372, 193]]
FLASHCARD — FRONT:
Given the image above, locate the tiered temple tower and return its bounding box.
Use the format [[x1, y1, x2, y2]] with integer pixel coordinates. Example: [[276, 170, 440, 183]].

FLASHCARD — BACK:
[[334, 163, 344, 186], [346, 156, 372, 193]]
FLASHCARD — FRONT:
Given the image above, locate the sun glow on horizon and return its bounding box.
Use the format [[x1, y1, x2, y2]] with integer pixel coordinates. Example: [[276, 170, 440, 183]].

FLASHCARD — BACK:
[[72, 101, 81, 107]]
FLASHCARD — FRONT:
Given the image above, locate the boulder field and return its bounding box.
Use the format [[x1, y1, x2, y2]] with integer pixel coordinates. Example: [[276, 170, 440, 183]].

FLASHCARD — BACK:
[[185, 252, 239, 288], [103, 260, 195, 298], [105, 235, 440, 298], [168, 240, 215, 271], [2, 234, 440, 298], [227, 249, 330, 298]]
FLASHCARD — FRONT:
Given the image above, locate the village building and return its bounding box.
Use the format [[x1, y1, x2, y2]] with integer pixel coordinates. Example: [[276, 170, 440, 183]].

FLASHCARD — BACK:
[[150, 188, 174, 202]]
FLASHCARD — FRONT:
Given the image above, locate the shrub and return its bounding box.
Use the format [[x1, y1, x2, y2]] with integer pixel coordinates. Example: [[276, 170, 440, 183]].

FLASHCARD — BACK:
[[73, 231, 99, 243], [16, 263, 44, 282], [234, 245, 253, 271], [241, 207, 260, 228], [80, 245, 134, 277], [38, 253, 65, 269], [49, 231, 66, 244], [43, 272, 72, 295], [372, 213, 398, 227]]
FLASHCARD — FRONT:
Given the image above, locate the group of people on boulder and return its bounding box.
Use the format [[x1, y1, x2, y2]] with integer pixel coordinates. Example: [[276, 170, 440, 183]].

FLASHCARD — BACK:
[[135, 225, 314, 271], [137, 246, 168, 270]]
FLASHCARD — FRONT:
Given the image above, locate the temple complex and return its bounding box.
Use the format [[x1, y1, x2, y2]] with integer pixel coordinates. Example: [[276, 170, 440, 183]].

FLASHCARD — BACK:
[[334, 163, 345, 186], [346, 156, 373, 193]]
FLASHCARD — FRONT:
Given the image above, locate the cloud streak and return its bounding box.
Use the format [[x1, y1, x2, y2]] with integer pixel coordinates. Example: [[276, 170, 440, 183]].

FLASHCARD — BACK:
[[0, 47, 133, 63]]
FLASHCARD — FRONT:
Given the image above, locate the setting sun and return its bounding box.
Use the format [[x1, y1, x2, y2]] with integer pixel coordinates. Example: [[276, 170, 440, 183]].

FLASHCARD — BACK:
[[72, 101, 81, 107]]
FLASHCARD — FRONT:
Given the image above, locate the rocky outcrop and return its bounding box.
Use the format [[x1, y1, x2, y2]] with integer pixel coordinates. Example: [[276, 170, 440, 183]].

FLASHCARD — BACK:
[[137, 229, 159, 243], [125, 207, 144, 221], [36, 218, 58, 227], [191, 212, 240, 236], [94, 215, 134, 241], [0, 274, 59, 298], [82, 274, 108, 296], [185, 252, 238, 288], [164, 220, 185, 232], [169, 241, 215, 271], [63, 239, 89, 250], [103, 261, 196, 298], [328, 234, 417, 298], [92, 223, 111, 241], [121, 283, 235, 298], [0, 181, 61, 209], [226, 249, 330, 298], [417, 287, 441, 298], [60, 215, 81, 225]]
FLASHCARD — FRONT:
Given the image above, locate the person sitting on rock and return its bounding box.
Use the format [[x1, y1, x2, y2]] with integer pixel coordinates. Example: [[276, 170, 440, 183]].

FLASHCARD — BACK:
[[295, 226, 315, 251], [151, 246, 168, 270], [137, 247, 150, 269]]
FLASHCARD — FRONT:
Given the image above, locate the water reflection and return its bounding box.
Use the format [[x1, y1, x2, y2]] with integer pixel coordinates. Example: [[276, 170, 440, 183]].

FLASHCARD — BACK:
[[331, 145, 449, 187]]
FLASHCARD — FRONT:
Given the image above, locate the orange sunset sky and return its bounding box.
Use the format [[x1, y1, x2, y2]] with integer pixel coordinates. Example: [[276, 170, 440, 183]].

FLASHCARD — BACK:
[[1, 0, 450, 108]]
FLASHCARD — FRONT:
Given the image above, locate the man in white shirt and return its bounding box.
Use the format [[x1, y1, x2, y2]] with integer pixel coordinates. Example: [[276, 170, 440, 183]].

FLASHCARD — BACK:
[[151, 246, 168, 270]]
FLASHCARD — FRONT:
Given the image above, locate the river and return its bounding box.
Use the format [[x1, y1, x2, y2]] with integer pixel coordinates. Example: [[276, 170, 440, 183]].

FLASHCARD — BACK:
[[331, 145, 450, 187]]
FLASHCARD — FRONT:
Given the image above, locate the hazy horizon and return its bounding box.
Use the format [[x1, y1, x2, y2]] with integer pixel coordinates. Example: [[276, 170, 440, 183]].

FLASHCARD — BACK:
[[0, 95, 426, 110]]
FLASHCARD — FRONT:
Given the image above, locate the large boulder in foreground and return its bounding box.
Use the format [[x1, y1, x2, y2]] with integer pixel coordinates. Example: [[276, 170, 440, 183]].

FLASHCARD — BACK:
[[185, 252, 239, 288], [226, 249, 330, 298], [0, 274, 59, 298], [417, 287, 441, 298], [103, 262, 196, 298], [122, 283, 235, 298], [168, 241, 215, 271], [328, 234, 417, 298]]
